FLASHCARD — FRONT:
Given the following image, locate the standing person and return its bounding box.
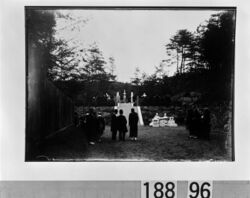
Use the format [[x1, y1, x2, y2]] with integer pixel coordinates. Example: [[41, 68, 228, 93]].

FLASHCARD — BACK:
[[202, 108, 211, 140], [129, 108, 139, 141], [117, 109, 128, 141], [186, 107, 196, 138], [111, 109, 118, 140], [85, 108, 98, 145], [193, 106, 202, 139], [97, 112, 105, 142]]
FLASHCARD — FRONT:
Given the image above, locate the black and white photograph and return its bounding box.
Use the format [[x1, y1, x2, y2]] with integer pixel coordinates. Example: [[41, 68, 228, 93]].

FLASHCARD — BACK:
[[25, 7, 236, 162]]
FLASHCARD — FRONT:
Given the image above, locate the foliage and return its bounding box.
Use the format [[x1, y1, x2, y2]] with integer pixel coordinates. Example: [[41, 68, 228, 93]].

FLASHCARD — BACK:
[[131, 67, 142, 85], [26, 10, 56, 48], [139, 11, 235, 104], [165, 29, 197, 74], [27, 9, 235, 107], [198, 11, 235, 100], [27, 9, 118, 101], [108, 56, 117, 81], [26, 10, 79, 81]]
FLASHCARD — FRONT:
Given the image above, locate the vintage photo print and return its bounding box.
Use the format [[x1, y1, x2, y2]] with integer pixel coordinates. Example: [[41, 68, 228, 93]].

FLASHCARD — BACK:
[[25, 7, 236, 162]]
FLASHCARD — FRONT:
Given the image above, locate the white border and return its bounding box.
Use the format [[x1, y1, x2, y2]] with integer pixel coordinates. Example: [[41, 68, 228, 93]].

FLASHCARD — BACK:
[[0, 0, 250, 180]]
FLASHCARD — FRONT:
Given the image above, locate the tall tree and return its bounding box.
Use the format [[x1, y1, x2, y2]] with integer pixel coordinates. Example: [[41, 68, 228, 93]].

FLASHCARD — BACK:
[[26, 10, 55, 48], [198, 11, 235, 100], [108, 56, 117, 81], [154, 61, 167, 79], [198, 11, 235, 75], [26, 9, 89, 81], [26, 9, 56, 76], [131, 67, 142, 85], [79, 43, 109, 82], [166, 29, 195, 74]]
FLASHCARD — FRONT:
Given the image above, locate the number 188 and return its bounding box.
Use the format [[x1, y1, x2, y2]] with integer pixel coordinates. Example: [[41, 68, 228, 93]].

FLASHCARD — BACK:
[[143, 181, 177, 198]]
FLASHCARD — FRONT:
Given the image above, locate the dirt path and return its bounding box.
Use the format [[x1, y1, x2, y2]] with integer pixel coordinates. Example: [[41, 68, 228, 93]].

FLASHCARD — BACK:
[[82, 126, 230, 161], [41, 125, 230, 161]]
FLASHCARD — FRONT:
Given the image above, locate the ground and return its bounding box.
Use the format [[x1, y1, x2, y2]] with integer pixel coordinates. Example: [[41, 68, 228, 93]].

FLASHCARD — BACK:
[[39, 125, 231, 161]]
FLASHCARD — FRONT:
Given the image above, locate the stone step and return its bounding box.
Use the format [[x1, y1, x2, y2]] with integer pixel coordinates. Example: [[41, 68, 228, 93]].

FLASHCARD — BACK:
[[116, 103, 144, 126]]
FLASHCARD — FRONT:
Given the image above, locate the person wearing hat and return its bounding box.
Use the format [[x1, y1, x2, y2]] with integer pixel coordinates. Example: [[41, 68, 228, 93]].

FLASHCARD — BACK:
[[85, 108, 98, 145], [117, 109, 128, 141], [129, 108, 139, 140], [111, 109, 118, 140]]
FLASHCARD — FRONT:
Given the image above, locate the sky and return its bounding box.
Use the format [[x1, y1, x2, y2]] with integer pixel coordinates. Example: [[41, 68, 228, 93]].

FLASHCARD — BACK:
[[55, 9, 220, 82]]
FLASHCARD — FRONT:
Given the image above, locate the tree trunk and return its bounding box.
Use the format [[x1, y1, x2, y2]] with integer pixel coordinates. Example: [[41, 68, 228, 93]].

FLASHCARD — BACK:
[[180, 47, 184, 73], [176, 49, 179, 74]]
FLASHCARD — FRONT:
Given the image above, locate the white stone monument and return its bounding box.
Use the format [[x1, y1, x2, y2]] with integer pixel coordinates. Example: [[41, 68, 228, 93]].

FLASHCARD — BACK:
[[123, 90, 126, 103], [149, 113, 160, 127], [166, 116, 178, 127], [115, 91, 144, 126], [160, 113, 168, 127], [149, 113, 177, 127], [116, 92, 120, 105]]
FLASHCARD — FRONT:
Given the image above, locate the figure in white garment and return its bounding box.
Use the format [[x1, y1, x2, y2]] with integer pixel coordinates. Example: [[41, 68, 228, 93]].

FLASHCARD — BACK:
[[116, 92, 120, 104], [149, 113, 160, 127], [160, 113, 168, 127], [123, 90, 126, 103], [149, 113, 178, 127], [166, 116, 178, 127], [131, 92, 134, 103]]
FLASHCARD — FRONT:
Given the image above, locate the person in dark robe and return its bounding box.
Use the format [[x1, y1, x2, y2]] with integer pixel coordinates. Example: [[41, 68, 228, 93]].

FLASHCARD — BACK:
[[201, 108, 211, 140], [111, 109, 118, 140], [193, 106, 202, 139], [129, 108, 139, 141], [85, 108, 98, 145], [186, 107, 195, 138], [117, 109, 128, 141], [97, 112, 105, 142]]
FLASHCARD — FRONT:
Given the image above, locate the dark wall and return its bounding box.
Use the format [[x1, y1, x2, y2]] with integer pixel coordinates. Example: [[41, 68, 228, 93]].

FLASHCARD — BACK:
[[26, 41, 74, 160]]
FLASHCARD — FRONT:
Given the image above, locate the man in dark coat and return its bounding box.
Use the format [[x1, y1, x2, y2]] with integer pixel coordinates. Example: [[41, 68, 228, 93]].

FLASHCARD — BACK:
[[97, 112, 105, 142], [129, 108, 139, 140], [193, 106, 202, 139], [117, 109, 128, 141], [201, 108, 211, 140], [111, 109, 118, 140], [85, 108, 98, 145], [186, 107, 195, 138]]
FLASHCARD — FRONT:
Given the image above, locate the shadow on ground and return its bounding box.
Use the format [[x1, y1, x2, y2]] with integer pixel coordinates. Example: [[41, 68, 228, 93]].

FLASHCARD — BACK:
[[36, 126, 231, 161]]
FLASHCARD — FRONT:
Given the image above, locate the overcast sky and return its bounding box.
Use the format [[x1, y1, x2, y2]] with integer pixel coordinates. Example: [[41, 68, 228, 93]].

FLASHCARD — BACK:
[[55, 9, 220, 82]]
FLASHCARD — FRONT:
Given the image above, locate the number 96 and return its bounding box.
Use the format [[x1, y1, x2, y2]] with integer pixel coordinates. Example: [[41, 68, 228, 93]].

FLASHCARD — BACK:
[[189, 182, 211, 198]]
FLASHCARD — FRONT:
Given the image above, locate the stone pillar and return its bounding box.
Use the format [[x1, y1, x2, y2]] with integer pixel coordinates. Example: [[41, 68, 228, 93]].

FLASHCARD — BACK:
[[123, 90, 126, 103], [136, 96, 139, 106], [131, 92, 134, 103], [116, 92, 120, 104]]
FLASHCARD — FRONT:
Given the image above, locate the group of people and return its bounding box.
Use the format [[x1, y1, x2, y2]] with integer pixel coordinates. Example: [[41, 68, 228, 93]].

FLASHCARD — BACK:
[[186, 106, 211, 140], [74, 105, 211, 144], [74, 108, 139, 145], [74, 109, 105, 145], [111, 108, 139, 141]]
